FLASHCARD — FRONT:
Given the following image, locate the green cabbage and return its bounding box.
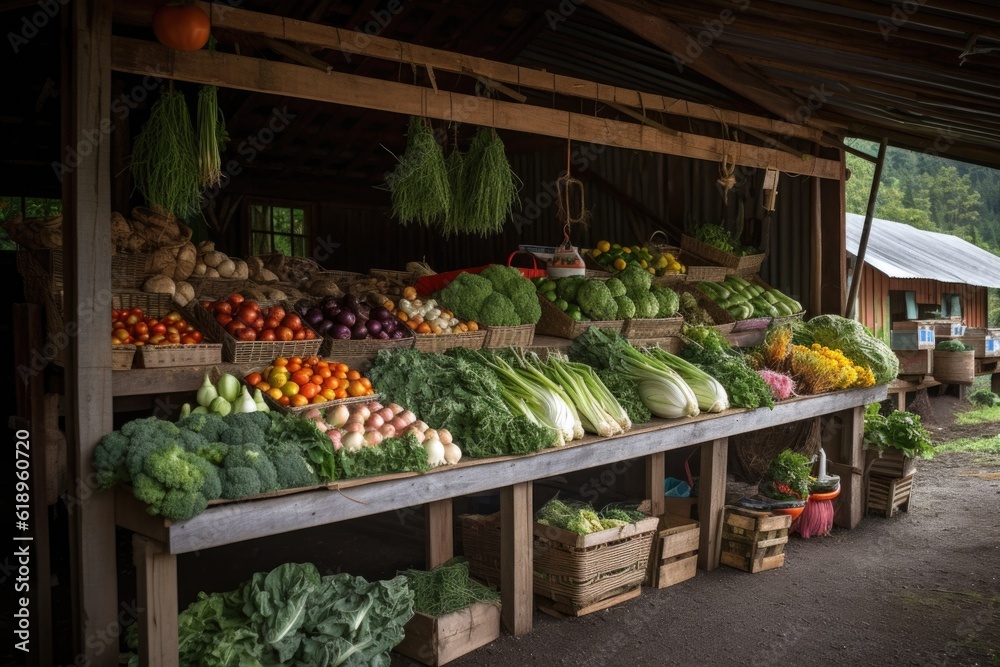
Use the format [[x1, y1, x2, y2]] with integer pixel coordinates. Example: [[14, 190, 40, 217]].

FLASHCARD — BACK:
[[799, 315, 899, 384]]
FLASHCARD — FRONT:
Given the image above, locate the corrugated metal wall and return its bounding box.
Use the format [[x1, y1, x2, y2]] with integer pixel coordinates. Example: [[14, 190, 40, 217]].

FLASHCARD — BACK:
[[314, 142, 816, 313], [856, 263, 988, 334]]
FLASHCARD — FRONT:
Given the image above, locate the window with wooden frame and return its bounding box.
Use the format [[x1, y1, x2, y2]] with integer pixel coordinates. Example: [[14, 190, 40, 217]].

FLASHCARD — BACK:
[[940, 292, 962, 318], [248, 201, 313, 258]]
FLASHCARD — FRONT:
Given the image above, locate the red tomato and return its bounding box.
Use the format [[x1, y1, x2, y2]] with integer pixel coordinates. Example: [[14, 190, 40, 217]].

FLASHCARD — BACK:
[[214, 301, 232, 315], [259, 329, 277, 341], [268, 305, 287, 322], [153, 4, 210, 51], [226, 320, 246, 336], [236, 304, 258, 324], [276, 326, 294, 342], [190, 331, 203, 343], [199, 300, 212, 310], [237, 327, 257, 341], [133, 322, 149, 337], [281, 314, 302, 331], [228, 293, 245, 307], [216, 314, 233, 327], [151, 323, 167, 335], [303, 329, 315, 340], [166, 332, 181, 345], [263, 317, 281, 330], [293, 329, 306, 340]]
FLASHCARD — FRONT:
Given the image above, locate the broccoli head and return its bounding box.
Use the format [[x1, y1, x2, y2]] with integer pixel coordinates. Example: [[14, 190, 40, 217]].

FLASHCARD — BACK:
[[576, 280, 618, 321], [176, 413, 228, 443], [632, 291, 660, 319], [478, 294, 521, 327], [194, 442, 229, 465], [605, 277, 627, 298], [511, 291, 542, 325], [177, 429, 208, 453], [94, 431, 130, 490], [121, 417, 181, 448], [652, 286, 680, 317], [220, 445, 280, 498], [159, 489, 209, 522], [264, 442, 321, 489], [219, 412, 270, 447], [144, 442, 217, 493], [132, 473, 167, 509], [479, 265, 523, 298], [614, 295, 636, 320], [437, 272, 494, 321], [555, 276, 588, 303], [619, 264, 652, 296]]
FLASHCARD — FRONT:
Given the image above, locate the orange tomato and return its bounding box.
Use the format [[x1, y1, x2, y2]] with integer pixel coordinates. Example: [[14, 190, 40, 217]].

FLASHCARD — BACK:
[[291, 370, 313, 386], [309, 374, 323, 385], [298, 383, 319, 400], [315, 360, 329, 371], [290, 394, 310, 407], [334, 388, 348, 400], [334, 370, 348, 380], [245, 372, 262, 387], [335, 363, 349, 374], [346, 369, 361, 381], [273, 357, 289, 367], [268, 372, 288, 389], [317, 367, 331, 379], [267, 387, 283, 401], [347, 380, 367, 397], [286, 362, 301, 373], [321, 388, 336, 401], [322, 377, 337, 390], [305, 356, 320, 367], [310, 395, 326, 404], [278, 395, 291, 406], [289, 356, 303, 366], [257, 381, 271, 393], [360, 377, 372, 390]]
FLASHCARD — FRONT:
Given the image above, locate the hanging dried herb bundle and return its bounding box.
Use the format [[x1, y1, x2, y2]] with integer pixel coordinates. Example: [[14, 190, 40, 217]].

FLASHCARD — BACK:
[[441, 148, 466, 238], [461, 127, 520, 237], [385, 116, 451, 228], [196, 85, 229, 189], [130, 88, 201, 219]]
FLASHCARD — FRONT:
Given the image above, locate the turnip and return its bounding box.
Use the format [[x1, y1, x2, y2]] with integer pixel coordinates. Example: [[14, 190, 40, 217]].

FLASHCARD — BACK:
[[437, 428, 453, 446], [423, 437, 445, 467], [388, 403, 404, 415], [327, 429, 342, 451], [341, 431, 365, 453], [443, 442, 462, 465], [364, 430, 383, 447]]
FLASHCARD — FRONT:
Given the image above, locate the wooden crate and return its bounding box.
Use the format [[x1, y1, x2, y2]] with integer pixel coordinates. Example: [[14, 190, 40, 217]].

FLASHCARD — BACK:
[[720, 507, 791, 573], [867, 473, 914, 517], [646, 513, 699, 589], [953, 335, 1000, 358], [535, 295, 624, 340], [890, 329, 935, 351], [482, 323, 535, 348], [394, 603, 501, 667], [680, 235, 766, 273], [865, 448, 916, 478], [459, 514, 502, 588], [894, 349, 933, 376], [934, 349, 975, 385]]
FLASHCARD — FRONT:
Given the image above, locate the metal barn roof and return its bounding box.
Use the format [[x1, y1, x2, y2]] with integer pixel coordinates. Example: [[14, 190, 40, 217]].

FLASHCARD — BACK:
[[846, 213, 1000, 288]]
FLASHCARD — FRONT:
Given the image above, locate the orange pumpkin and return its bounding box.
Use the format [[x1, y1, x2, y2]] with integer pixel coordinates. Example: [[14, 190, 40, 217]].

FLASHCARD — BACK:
[[153, 4, 211, 51]]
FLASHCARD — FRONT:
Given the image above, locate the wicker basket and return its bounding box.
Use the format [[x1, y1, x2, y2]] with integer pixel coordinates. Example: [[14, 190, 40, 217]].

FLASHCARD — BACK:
[[731, 316, 773, 332], [933, 349, 975, 385], [681, 235, 766, 273], [112, 290, 174, 314], [135, 344, 222, 369], [413, 330, 486, 352], [247, 365, 380, 415], [677, 287, 736, 334], [186, 301, 321, 364], [771, 312, 805, 329], [533, 517, 659, 611], [112, 345, 136, 370], [622, 316, 683, 340], [483, 324, 535, 348], [319, 331, 416, 358], [460, 513, 503, 587], [369, 268, 416, 286], [536, 296, 624, 340], [187, 277, 260, 302], [112, 253, 151, 289]]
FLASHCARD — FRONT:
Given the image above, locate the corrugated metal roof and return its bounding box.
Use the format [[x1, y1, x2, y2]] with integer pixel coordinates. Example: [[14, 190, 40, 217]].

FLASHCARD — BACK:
[[846, 213, 1000, 288]]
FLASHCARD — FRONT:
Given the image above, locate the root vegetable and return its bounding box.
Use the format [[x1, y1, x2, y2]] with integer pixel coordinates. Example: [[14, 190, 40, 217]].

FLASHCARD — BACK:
[[341, 431, 365, 453], [443, 442, 462, 465], [364, 430, 383, 447], [437, 428, 453, 446], [387, 403, 404, 415], [423, 437, 445, 466], [344, 421, 365, 434]]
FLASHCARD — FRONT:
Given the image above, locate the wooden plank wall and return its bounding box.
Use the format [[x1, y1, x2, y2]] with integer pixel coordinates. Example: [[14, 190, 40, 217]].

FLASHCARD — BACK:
[[856, 264, 989, 333]]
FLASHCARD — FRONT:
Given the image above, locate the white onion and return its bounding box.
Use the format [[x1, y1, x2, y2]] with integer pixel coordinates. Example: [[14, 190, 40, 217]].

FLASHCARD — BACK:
[[413, 420, 428, 432], [388, 403, 404, 415], [364, 430, 383, 447], [424, 428, 438, 442], [341, 431, 365, 453], [355, 405, 371, 420], [437, 428, 453, 446], [327, 404, 351, 428], [443, 442, 462, 465], [423, 437, 446, 466]]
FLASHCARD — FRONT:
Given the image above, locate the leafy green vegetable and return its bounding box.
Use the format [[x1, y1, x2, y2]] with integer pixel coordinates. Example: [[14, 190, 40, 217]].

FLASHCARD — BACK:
[[535, 498, 647, 535], [969, 389, 1000, 408], [680, 329, 774, 410], [336, 433, 430, 479], [797, 314, 899, 384], [936, 339, 973, 352], [595, 369, 651, 424], [368, 348, 556, 458], [761, 449, 812, 500], [863, 404, 935, 460], [400, 558, 500, 618], [243, 562, 320, 661], [385, 116, 451, 229]]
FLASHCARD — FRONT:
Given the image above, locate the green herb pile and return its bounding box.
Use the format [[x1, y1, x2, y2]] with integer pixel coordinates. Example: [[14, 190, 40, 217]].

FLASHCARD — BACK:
[[335, 432, 430, 479], [385, 116, 451, 229], [595, 369, 651, 424], [969, 389, 1000, 408], [535, 498, 647, 535], [400, 558, 500, 618], [863, 403, 935, 460], [760, 449, 812, 500], [680, 325, 774, 409], [368, 348, 557, 458], [692, 223, 758, 256], [936, 339, 973, 352], [130, 88, 202, 219], [123, 562, 414, 667]]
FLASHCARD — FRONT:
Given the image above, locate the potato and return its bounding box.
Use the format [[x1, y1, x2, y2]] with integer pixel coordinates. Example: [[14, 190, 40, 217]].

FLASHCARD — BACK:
[[216, 258, 236, 278], [142, 274, 175, 296], [203, 250, 226, 268]]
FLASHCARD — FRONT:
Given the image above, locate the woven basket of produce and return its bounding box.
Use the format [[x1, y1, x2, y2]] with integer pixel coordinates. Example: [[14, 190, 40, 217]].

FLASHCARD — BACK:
[[536, 296, 623, 340], [483, 324, 535, 348]]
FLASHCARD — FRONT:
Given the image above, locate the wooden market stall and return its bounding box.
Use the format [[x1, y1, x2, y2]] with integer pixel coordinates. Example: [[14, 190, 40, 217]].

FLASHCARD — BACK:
[[10, 1, 1000, 665]]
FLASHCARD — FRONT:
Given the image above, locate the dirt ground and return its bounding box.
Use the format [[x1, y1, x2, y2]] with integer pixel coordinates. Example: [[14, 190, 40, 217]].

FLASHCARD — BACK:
[[6, 394, 999, 666]]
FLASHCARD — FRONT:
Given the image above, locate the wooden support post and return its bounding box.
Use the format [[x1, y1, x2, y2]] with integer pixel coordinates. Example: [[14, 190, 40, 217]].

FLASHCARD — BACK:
[[992, 372, 1000, 395], [133, 536, 179, 667], [645, 452, 665, 517], [64, 2, 117, 664], [500, 482, 532, 636], [811, 172, 823, 316], [845, 138, 888, 319], [828, 406, 865, 528], [425, 499, 453, 569], [697, 438, 728, 571], [819, 146, 848, 315], [896, 388, 907, 412], [13, 305, 52, 667]]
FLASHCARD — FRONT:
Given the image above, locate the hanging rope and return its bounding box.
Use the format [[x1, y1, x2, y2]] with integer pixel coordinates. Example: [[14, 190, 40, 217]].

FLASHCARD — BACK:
[[556, 136, 589, 241], [715, 112, 738, 205]]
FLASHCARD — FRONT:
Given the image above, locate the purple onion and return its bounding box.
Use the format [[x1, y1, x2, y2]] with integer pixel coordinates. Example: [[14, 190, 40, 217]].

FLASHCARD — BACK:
[[331, 324, 352, 339], [377, 330, 390, 340], [381, 318, 396, 335], [335, 310, 356, 327], [366, 319, 382, 336], [305, 308, 325, 327], [370, 306, 391, 321], [341, 294, 361, 311], [350, 322, 368, 339], [316, 320, 334, 335], [323, 302, 341, 319], [391, 329, 406, 340]]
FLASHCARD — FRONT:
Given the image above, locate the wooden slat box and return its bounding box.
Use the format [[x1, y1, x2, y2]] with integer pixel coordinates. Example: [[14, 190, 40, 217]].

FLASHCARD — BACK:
[[867, 474, 914, 518], [894, 349, 933, 376], [395, 603, 501, 667], [646, 513, 699, 589], [720, 507, 791, 573]]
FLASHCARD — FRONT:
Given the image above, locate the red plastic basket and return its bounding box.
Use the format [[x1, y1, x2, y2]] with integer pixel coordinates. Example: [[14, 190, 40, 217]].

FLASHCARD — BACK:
[[415, 253, 547, 296]]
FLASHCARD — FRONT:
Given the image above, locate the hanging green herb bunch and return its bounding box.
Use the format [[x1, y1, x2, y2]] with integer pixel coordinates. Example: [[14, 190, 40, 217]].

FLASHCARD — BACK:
[[130, 87, 201, 219], [384, 116, 451, 228], [461, 127, 521, 237], [196, 85, 229, 189]]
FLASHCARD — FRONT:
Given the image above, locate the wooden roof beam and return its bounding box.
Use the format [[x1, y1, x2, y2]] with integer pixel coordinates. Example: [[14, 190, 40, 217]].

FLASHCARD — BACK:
[[201, 3, 825, 142], [586, 0, 814, 126], [110, 36, 841, 179]]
